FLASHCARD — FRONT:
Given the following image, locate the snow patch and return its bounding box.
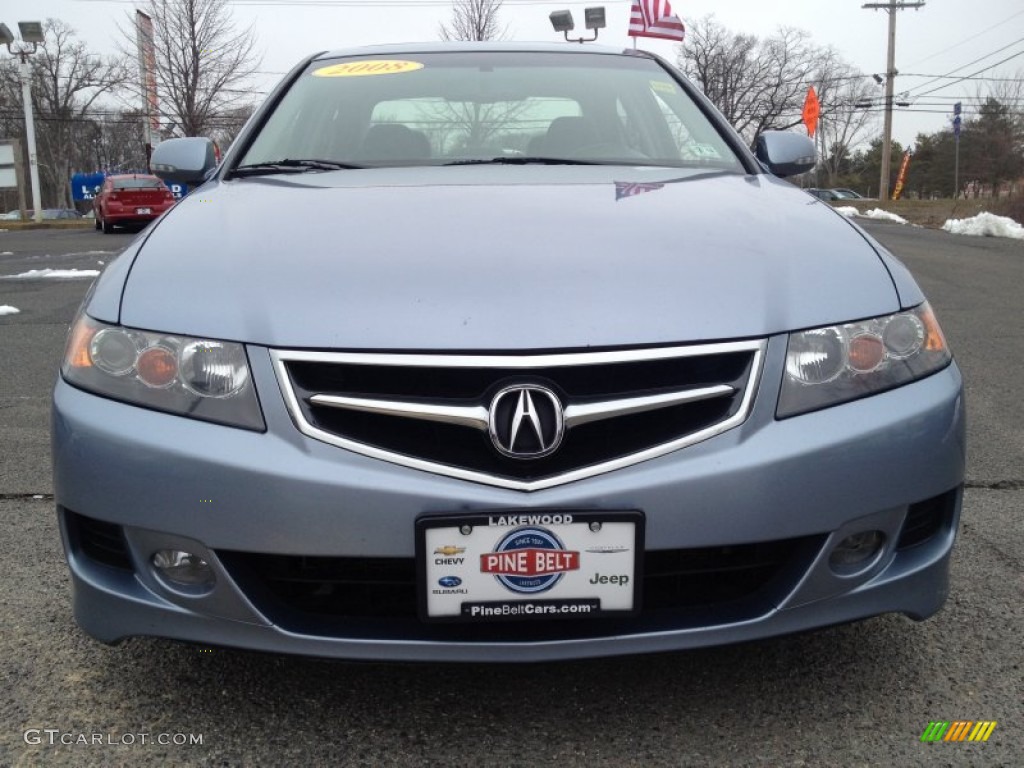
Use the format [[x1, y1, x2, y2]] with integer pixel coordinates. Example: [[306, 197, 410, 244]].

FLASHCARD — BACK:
[[942, 212, 1024, 240], [860, 208, 909, 224], [2, 268, 100, 279], [832, 206, 909, 224], [0, 251, 12, 255], [0, 305, 20, 315]]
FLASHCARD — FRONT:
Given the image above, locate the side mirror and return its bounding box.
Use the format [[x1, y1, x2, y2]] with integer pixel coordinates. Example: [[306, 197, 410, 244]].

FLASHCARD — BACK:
[[754, 131, 816, 177], [151, 137, 218, 185]]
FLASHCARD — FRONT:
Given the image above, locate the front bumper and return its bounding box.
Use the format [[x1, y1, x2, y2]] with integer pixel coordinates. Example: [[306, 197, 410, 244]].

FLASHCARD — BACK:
[[52, 339, 966, 662]]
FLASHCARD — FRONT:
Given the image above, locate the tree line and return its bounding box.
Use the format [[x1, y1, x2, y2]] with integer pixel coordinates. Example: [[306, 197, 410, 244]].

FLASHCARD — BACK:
[[679, 15, 1023, 199], [1, 2, 1020, 209]]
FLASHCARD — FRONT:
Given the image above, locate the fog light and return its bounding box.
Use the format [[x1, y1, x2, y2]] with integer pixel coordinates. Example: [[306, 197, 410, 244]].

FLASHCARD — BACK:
[[152, 549, 215, 588], [829, 531, 885, 572]]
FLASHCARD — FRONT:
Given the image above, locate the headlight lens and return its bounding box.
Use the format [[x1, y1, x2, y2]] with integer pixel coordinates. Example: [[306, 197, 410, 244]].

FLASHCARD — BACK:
[[62, 315, 264, 430], [778, 303, 951, 418]]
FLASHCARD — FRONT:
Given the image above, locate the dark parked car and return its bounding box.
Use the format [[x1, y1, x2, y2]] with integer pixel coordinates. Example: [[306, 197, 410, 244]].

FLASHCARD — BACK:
[[53, 43, 964, 662], [806, 187, 842, 201], [831, 188, 865, 199], [93, 174, 176, 233]]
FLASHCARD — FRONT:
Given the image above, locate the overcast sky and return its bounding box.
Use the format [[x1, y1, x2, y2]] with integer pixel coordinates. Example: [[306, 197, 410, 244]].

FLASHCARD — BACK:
[[14, 0, 1024, 146]]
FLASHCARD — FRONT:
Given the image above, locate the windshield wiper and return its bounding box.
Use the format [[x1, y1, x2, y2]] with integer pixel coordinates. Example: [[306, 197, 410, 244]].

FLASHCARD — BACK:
[[444, 156, 605, 166], [230, 159, 363, 177]]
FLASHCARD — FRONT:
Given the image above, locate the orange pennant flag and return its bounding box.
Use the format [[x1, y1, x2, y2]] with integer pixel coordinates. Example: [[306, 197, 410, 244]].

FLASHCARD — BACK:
[[802, 86, 820, 138]]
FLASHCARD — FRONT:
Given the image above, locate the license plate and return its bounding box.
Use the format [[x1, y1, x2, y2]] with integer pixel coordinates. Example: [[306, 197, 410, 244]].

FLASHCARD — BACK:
[[416, 511, 643, 622], [136, 207, 152, 214]]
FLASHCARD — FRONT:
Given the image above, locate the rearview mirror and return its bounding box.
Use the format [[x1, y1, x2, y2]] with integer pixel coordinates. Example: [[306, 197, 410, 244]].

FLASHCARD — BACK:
[[151, 138, 218, 185], [754, 132, 816, 177]]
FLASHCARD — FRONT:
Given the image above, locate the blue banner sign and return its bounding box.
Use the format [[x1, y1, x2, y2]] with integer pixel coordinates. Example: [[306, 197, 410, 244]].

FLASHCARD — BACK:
[[71, 173, 106, 201]]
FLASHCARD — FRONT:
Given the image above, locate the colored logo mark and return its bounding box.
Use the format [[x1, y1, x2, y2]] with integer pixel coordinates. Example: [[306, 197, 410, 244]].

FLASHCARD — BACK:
[[481, 527, 579, 594], [434, 546, 465, 556], [920, 721, 997, 742]]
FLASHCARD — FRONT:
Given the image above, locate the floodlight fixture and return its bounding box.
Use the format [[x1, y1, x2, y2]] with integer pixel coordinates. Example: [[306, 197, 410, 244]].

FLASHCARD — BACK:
[[584, 7, 606, 30], [551, 6, 604, 42], [872, 73, 883, 85], [18, 21, 44, 44], [549, 10, 575, 33], [0, 24, 14, 47]]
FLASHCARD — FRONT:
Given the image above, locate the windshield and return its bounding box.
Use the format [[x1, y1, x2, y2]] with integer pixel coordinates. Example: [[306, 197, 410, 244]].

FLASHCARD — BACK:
[[238, 51, 743, 171]]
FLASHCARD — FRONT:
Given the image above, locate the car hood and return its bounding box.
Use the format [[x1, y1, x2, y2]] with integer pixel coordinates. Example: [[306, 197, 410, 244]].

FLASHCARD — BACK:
[[118, 167, 900, 349]]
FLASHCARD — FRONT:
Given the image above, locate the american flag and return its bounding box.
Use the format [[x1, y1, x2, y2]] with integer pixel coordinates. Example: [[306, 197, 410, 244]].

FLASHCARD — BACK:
[[628, 0, 686, 42], [615, 181, 666, 201]]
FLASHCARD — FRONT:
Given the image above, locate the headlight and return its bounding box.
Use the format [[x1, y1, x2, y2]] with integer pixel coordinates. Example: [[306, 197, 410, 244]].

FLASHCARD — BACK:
[[62, 315, 264, 430], [778, 303, 951, 418]]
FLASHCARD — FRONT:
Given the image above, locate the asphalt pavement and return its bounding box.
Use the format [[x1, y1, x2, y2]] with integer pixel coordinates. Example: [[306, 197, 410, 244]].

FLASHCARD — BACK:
[[0, 221, 1021, 766]]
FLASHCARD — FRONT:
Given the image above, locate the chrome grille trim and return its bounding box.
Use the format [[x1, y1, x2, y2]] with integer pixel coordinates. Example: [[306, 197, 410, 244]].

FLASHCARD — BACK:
[[310, 395, 490, 430], [309, 384, 735, 431], [271, 341, 766, 492]]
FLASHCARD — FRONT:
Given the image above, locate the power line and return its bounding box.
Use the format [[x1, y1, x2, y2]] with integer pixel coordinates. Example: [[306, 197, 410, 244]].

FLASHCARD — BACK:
[[913, 48, 1024, 98], [904, 36, 1024, 95], [902, 74, 1024, 83], [903, 8, 1024, 68]]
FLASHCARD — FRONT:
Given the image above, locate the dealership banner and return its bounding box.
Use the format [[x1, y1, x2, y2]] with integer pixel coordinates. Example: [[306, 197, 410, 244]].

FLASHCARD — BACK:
[[71, 173, 107, 201], [136, 11, 161, 147]]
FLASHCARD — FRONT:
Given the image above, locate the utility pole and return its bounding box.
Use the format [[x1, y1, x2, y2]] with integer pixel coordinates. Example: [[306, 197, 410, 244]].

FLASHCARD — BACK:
[[863, 1, 924, 201]]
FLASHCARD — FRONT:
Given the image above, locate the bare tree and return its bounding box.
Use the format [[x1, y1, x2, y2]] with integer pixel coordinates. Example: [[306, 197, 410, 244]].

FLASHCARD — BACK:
[[0, 19, 129, 207], [679, 16, 819, 141], [974, 69, 1024, 144], [88, 109, 150, 173], [120, 0, 261, 138], [439, 0, 505, 42], [208, 103, 256, 153], [812, 50, 879, 185]]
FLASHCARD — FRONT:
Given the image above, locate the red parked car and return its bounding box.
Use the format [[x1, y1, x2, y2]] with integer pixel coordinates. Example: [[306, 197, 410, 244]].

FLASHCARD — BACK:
[[93, 174, 176, 233]]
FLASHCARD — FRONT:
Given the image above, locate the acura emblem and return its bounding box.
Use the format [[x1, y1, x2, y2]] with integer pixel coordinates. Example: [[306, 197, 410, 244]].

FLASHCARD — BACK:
[[488, 385, 565, 459]]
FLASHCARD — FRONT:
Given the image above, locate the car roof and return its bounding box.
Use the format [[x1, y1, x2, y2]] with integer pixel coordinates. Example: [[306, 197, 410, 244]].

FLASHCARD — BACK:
[[316, 41, 648, 60]]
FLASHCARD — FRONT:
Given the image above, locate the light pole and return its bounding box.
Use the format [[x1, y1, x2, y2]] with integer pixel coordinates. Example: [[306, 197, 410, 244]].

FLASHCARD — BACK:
[[0, 21, 44, 223]]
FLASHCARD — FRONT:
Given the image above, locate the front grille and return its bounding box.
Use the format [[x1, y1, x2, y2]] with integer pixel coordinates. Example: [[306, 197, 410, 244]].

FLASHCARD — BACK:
[[65, 509, 133, 571], [272, 342, 764, 490], [218, 535, 823, 642]]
